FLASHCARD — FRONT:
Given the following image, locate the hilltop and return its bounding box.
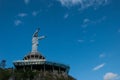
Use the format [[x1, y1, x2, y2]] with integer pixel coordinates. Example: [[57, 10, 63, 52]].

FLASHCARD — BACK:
[[0, 68, 76, 80]]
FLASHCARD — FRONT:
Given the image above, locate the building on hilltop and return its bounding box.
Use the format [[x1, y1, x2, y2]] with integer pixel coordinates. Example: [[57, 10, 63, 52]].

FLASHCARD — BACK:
[[13, 28, 70, 75]]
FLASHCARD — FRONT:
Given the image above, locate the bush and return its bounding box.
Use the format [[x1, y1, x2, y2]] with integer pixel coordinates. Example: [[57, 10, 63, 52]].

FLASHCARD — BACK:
[[0, 68, 11, 80]]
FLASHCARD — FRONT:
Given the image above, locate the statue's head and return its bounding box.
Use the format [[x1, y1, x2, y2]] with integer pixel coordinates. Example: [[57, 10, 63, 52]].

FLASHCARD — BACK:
[[33, 28, 40, 37]]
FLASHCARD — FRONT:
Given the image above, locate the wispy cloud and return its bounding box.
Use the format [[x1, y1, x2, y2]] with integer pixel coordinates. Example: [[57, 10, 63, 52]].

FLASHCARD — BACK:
[[90, 39, 95, 42], [24, 0, 29, 5], [93, 63, 105, 71], [83, 18, 90, 23], [81, 16, 106, 27], [58, 0, 110, 9], [118, 29, 120, 33], [93, 16, 106, 24], [64, 13, 69, 19], [78, 39, 84, 43], [81, 18, 90, 28], [99, 53, 106, 58], [18, 13, 27, 17], [58, 0, 82, 7], [32, 11, 39, 16], [104, 72, 120, 80], [14, 20, 22, 26]]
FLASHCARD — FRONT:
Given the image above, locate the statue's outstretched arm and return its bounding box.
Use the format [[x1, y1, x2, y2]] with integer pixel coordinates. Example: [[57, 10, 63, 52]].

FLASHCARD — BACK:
[[38, 36, 46, 40]]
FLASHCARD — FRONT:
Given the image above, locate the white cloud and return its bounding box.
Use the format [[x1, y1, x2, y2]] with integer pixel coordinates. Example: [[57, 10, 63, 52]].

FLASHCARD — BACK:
[[118, 29, 120, 33], [32, 11, 39, 16], [78, 39, 84, 43], [81, 16, 106, 27], [93, 16, 106, 24], [64, 13, 69, 19], [24, 0, 29, 4], [58, 0, 109, 9], [18, 13, 27, 17], [99, 53, 106, 58], [58, 0, 82, 7], [104, 72, 120, 80], [93, 63, 105, 71], [83, 18, 90, 23], [81, 18, 91, 28], [14, 20, 22, 26]]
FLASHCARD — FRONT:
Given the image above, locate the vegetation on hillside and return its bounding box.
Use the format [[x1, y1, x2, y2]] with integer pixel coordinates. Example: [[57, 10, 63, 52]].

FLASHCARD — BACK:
[[0, 68, 75, 80], [0, 68, 11, 80]]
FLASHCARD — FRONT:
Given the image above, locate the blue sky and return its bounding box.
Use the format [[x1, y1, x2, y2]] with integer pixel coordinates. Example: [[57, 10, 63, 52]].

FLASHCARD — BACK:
[[0, 0, 120, 80]]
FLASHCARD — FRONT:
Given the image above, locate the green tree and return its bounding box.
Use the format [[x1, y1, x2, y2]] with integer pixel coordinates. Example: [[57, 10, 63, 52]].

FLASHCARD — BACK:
[[0, 68, 11, 80]]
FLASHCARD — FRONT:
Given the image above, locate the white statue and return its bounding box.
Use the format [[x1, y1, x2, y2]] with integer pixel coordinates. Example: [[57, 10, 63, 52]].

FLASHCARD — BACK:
[[32, 28, 45, 52]]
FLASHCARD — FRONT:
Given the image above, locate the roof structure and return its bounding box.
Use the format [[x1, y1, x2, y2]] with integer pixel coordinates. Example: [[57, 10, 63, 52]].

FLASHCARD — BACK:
[[23, 52, 46, 60]]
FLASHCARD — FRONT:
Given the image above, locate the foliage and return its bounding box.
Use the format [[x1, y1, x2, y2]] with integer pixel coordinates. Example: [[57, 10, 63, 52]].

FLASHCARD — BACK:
[[0, 68, 11, 80], [0, 68, 75, 80]]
